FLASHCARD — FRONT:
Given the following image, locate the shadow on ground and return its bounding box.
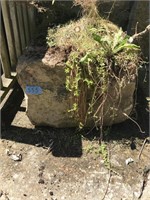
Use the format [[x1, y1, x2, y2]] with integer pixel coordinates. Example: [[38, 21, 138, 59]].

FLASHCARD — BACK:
[[82, 85, 149, 142], [1, 76, 149, 158], [1, 110, 148, 158], [1, 126, 82, 158]]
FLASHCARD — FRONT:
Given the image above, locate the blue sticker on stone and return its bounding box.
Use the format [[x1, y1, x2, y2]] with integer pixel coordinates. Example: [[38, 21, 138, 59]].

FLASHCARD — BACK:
[[26, 86, 42, 95]]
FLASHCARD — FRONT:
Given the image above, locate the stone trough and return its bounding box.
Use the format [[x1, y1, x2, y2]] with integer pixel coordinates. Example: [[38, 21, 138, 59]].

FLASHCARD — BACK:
[[17, 46, 136, 128]]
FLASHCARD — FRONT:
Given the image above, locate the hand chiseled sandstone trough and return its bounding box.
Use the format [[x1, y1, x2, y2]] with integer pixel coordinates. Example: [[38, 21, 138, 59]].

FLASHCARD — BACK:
[[17, 46, 136, 128]]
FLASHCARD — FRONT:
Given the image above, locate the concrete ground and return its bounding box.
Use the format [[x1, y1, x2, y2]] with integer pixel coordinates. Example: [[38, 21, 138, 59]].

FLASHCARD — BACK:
[[0, 98, 150, 200]]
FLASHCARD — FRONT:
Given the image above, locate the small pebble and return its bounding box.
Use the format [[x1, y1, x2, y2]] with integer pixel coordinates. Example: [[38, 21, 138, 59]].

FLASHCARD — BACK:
[[39, 165, 45, 171], [125, 157, 134, 165], [0, 190, 3, 197], [38, 178, 45, 184], [49, 191, 53, 196], [38, 172, 43, 177]]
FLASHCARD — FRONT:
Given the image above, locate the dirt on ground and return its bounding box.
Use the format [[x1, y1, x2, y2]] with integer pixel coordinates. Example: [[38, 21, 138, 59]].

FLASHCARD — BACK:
[[0, 98, 150, 200]]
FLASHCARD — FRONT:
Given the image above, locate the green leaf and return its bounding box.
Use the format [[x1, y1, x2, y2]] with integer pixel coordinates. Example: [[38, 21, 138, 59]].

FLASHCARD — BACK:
[[79, 122, 84, 129], [92, 33, 102, 43], [113, 43, 140, 54], [112, 29, 124, 49], [65, 68, 70, 73], [80, 54, 88, 63], [114, 37, 128, 49]]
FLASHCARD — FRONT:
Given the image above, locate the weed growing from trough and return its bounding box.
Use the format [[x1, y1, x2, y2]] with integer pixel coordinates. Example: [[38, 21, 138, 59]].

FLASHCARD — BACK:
[[47, 0, 141, 135]]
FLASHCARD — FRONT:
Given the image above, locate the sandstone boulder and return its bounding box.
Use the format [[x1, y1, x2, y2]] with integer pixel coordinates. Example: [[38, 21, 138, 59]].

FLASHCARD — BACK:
[[16, 46, 136, 128]]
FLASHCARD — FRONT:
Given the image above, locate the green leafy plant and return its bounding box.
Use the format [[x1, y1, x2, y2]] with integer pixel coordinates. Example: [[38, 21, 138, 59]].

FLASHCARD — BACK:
[[84, 140, 110, 169], [91, 28, 140, 57], [47, 1, 141, 133], [99, 142, 110, 168], [64, 26, 140, 129]]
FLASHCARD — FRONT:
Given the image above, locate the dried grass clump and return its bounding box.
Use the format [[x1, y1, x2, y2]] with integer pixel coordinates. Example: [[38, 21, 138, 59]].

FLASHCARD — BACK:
[[47, 17, 119, 52]]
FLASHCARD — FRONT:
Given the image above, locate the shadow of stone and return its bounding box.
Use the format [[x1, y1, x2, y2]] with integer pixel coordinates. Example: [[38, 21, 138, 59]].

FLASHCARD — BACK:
[[81, 83, 149, 143], [34, 127, 83, 157], [82, 117, 149, 143], [1, 126, 82, 158], [51, 131, 82, 157]]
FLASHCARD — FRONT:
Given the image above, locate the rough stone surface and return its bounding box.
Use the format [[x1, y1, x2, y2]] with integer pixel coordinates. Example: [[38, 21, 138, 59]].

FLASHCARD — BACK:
[[17, 47, 136, 127]]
